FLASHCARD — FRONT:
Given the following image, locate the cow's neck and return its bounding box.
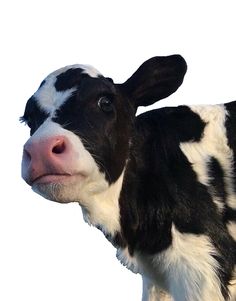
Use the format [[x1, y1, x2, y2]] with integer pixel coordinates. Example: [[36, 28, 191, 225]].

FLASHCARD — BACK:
[[81, 169, 125, 239]]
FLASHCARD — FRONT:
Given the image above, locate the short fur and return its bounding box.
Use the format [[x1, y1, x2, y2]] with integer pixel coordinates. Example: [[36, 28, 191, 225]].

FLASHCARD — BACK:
[[21, 55, 236, 300]]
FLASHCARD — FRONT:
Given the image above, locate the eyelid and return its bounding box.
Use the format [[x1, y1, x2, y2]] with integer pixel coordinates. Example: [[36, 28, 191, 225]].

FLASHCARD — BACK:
[[98, 92, 115, 99]]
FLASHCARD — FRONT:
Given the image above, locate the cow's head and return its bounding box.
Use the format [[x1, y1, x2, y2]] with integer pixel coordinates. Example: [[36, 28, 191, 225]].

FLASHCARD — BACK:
[[21, 55, 187, 208]]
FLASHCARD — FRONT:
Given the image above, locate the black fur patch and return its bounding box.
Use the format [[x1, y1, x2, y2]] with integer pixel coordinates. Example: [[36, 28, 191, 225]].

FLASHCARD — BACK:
[[55, 68, 87, 91], [208, 156, 227, 204], [224, 207, 236, 223], [20, 96, 49, 135]]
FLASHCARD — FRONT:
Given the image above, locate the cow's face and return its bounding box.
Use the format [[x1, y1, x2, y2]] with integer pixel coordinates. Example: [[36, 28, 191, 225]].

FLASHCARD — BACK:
[[21, 65, 134, 205], [21, 56, 187, 206]]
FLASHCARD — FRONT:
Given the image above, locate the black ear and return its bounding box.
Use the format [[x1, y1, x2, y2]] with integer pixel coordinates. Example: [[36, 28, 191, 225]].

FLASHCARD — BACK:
[[120, 55, 187, 108]]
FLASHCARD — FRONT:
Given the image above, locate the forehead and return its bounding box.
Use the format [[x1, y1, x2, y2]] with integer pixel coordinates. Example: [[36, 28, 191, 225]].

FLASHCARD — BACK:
[[33, 64, 103, 115]]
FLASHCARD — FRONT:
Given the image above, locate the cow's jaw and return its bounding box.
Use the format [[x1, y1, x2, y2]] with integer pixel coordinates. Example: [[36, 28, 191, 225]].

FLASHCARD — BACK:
[[22, 119, 123, 236]]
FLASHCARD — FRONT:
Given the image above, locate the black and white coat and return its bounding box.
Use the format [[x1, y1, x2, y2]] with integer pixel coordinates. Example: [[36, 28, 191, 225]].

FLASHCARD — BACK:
[[21, 55, 236, 301]]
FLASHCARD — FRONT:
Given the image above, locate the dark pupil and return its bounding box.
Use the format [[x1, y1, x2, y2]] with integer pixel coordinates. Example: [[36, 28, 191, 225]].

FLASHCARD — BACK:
[[98, 97, 113, 112]]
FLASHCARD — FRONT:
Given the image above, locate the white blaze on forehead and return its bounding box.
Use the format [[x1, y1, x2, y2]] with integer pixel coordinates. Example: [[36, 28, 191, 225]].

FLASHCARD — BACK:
[[34, 80, 76, 115], [33, 64, 102, 116], [46, 64, 102, 78]]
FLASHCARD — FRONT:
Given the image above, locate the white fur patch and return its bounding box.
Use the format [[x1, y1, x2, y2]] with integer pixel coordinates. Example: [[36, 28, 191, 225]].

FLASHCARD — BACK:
[[47, 63, 102, 79], [116, 247, 139, 274], [34, 79, 76, 115], [229, 266, 236, 300], [180, 104, 236, 210], [227, 221, 236, 241], [151, 225, 223, 301], [142, 277, 172, 301], [134, 225, 222, 301], [120, 224, 229, 301], [34, 64, 102, 115], [80, 169, 125, 236]]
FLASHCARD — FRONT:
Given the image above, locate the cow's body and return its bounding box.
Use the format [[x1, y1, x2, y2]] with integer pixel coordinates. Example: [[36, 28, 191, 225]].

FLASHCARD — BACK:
[[118, 103, 236, 300], [21, 56, 236, 300]]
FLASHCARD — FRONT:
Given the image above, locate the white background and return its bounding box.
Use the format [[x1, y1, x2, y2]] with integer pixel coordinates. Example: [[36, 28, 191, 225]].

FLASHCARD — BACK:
[[1, 1, 236, 300]]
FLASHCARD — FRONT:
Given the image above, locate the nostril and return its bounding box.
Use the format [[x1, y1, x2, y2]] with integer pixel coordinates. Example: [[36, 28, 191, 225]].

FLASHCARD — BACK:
[[52, 140, 66, 154]]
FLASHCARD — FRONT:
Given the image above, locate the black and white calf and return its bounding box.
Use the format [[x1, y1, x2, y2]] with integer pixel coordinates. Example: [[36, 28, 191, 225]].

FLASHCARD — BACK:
[[21, 55, 236, 301]]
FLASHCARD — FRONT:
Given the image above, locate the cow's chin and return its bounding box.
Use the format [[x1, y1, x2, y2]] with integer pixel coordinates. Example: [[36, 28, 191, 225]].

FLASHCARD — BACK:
[[31, 171, 109, 204], [32, 174, 86, 203]]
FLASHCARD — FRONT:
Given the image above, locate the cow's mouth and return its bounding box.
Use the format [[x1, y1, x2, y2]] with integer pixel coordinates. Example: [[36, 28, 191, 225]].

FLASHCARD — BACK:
[[32, 173, 72, 185], [31, 173, 87, 203]]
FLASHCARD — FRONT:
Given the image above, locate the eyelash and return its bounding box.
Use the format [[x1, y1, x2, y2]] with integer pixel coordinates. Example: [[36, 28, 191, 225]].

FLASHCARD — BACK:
[[19, 116, 32, 128], [19, 116, 27, 124]]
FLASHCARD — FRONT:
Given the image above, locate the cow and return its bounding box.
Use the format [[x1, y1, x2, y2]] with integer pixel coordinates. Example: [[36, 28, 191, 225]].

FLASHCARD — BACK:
[[21, 55, 236, 301]]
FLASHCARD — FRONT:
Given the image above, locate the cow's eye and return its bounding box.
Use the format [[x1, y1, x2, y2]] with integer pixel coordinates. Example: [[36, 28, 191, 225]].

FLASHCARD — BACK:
[[98, 96, 113, 113]]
